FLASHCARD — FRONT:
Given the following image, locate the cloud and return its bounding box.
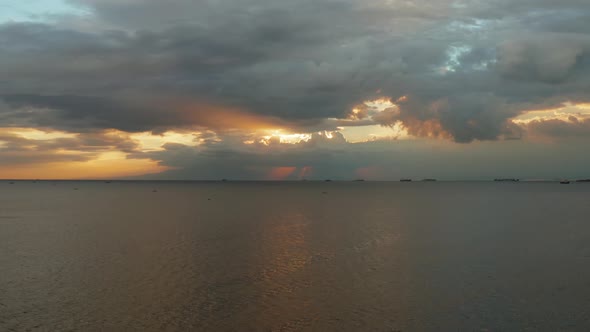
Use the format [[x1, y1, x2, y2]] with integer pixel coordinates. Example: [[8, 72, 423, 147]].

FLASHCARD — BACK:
[[496, 35, 590, 84], [1, 0, 590, 178], [131, 133, 590, 180], [0, 128, 142, 165], [2, 0, 590, 142], [523, 117, 590, 138]]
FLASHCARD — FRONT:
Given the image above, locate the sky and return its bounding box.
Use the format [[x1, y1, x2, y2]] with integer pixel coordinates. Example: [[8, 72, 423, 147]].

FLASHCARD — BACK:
[[0, 0, 589, 180]]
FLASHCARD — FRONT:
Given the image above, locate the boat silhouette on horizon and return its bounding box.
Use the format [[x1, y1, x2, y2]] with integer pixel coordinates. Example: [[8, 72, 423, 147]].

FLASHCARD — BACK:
[[494, 178, 520, 182]]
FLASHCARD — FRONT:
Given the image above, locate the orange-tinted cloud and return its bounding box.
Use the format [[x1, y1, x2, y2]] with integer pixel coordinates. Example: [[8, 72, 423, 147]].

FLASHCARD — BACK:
[[0, 127, 170, 179], [181, 102, 287, 131], [400, 118, 452, 140], [267, 166, 297, 180]]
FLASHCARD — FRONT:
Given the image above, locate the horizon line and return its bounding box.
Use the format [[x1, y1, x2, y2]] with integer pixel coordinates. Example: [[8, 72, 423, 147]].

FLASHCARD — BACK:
[[2, 178, 589, 182]]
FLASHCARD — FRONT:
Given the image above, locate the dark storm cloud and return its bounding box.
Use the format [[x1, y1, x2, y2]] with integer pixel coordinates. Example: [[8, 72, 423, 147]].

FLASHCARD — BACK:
[[496, 35, 590, 84], [1, 0, 590, 143], [2, 94, 187, 132]]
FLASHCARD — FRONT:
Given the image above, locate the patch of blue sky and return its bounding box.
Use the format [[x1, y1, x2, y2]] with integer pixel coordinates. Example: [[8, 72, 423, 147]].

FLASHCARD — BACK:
[[0, 0, 86, 23]]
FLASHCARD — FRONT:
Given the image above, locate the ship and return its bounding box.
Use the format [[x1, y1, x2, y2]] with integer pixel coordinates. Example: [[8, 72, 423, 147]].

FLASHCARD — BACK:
[[494, 178, 520, 182]]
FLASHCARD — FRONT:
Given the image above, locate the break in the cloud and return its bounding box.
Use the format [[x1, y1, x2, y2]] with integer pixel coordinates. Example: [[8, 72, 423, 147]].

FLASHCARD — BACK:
[[0, 0, 84, 23], [0, 0, 589, 179]]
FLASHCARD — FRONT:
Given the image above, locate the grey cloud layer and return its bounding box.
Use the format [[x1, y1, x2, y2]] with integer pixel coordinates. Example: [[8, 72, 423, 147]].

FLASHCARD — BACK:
[[0, 130, 140, 166], [1, 0, 590, 140], [133, 136, 590, 181]]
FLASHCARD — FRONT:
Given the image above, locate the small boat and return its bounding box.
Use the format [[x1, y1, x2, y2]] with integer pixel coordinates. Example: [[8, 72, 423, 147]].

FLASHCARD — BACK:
[[560, 181, 571, 184], [421, 179, 437, 182], [400, 179, 412, 182], [494, 178, 520, 182]]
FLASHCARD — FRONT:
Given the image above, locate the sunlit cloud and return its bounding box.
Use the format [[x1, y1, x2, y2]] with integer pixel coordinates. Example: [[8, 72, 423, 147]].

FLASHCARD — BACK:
[[509, 103, 590, 141], [241, 97, 414, 146], [340, 124, 409, 143], [259, 130, 313, 145], [130, 131, 200, 152], [339, 96, 413, 141], [365, 98, 396, 109], [0, 127, 169, 179], [512, 103, 590, 124], [246, 129, 342, 146], [0, 127, 77, 140]]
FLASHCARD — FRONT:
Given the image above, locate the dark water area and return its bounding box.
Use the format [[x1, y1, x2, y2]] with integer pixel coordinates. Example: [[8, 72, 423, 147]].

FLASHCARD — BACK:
[[1, 181, 590, 331]]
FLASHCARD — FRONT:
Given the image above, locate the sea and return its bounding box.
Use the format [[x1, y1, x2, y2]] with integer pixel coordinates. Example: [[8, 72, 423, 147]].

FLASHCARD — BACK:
[[1, 181, 590, 331]]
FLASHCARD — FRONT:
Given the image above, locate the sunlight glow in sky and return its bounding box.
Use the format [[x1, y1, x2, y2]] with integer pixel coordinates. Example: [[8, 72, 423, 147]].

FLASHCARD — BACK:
[[4, 128, 77, 140], [513, 103, 590, 124], [131, 131, 200, 151]]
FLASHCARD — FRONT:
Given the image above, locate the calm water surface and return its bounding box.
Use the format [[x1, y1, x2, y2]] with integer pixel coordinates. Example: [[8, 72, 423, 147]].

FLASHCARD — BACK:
[[1, 181, 590, 331]]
